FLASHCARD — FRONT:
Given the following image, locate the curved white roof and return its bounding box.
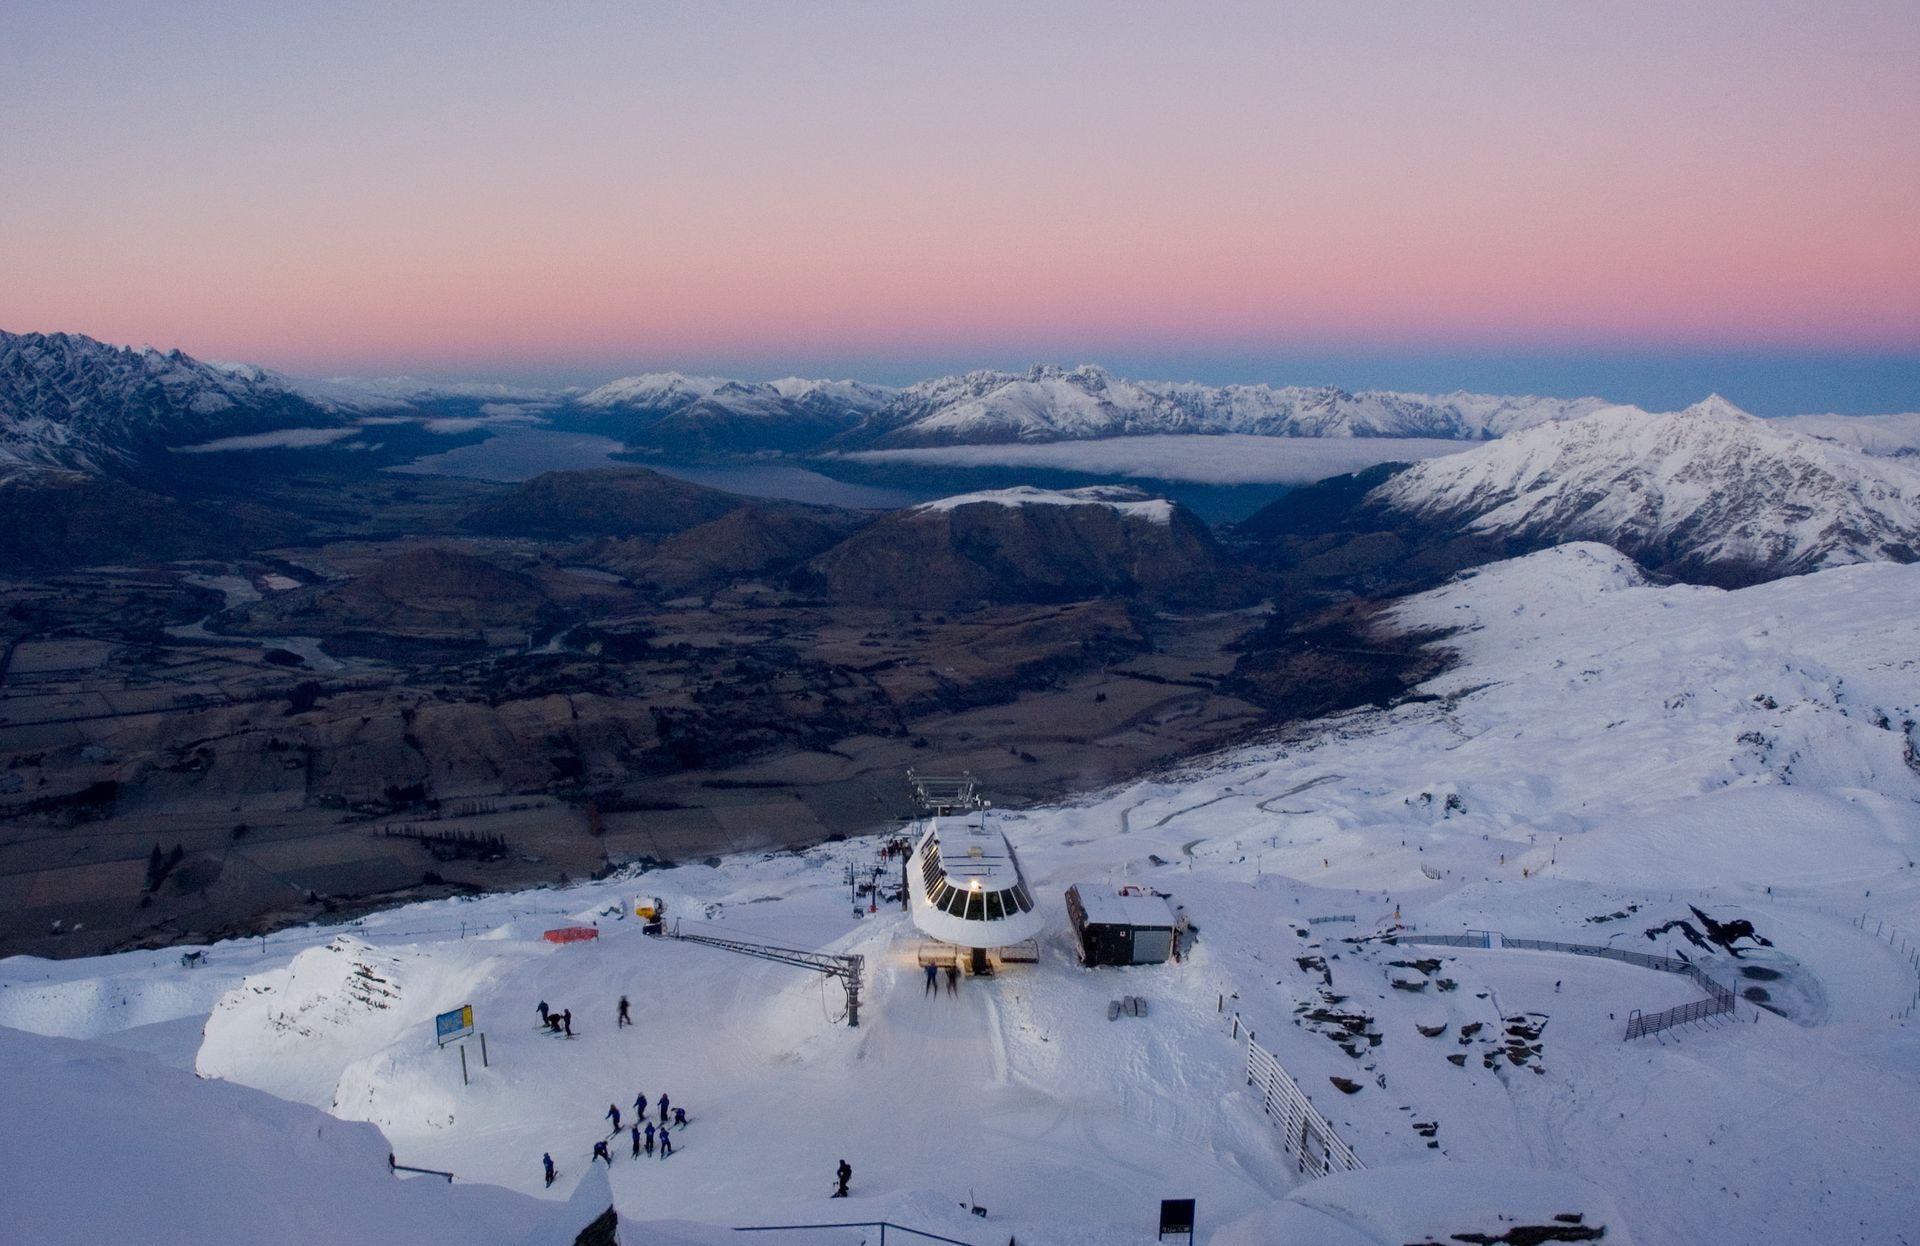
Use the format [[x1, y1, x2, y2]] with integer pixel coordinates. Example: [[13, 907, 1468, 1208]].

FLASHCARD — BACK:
[[908, 814, 1045, 949]]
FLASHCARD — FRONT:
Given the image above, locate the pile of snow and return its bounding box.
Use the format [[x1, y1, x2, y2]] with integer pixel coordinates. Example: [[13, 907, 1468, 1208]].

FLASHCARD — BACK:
[[915, 483, 1177, 525]]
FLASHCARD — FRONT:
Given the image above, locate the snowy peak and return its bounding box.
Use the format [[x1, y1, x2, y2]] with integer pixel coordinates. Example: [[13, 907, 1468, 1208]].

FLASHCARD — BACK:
[[836, 365, 1615, 448], [576, 372, 737, 411], [573, 371, 890, 454], [0, 329, 342, 477], [1371, 398, 1920, 584]]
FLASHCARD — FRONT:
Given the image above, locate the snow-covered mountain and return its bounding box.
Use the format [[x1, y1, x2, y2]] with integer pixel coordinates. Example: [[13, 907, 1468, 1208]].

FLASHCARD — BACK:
[[832, 363, 1614, 448], [573, 372, 895, 454], [0, 330, 346, 477], [807, 484, 1230, 608], [1367, 396, 1920, 584]]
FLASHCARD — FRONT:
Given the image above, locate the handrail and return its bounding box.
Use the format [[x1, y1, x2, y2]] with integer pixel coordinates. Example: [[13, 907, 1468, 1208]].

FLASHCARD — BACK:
[[391, 1163, 453, 1182], [734, 1221, 979, 1245]]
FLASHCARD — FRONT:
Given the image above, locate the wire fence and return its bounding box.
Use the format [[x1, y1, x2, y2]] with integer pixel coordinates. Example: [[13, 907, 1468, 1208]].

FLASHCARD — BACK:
[[1397, 930, 1737, 1041]]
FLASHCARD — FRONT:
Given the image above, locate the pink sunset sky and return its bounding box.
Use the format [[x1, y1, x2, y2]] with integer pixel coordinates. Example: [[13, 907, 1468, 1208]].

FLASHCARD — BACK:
[[1, 1, 1916, 406]]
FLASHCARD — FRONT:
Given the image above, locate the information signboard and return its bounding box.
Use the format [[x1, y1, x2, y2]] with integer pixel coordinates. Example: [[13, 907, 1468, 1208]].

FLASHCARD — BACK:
[[1158, 1198, 1195, 1242], [435, 1004, 474, 1046]]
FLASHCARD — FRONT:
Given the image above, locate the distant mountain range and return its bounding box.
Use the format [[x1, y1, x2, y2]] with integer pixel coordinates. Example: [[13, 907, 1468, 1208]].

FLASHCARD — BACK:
[[7, 330, 1920, 478]]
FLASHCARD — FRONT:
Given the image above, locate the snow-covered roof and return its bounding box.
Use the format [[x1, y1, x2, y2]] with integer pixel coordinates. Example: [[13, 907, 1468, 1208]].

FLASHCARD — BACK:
[[1069, 884, 1176, 928]]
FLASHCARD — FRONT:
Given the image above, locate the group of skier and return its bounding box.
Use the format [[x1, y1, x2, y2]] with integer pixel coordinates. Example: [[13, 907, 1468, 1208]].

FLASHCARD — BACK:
[[923, 962, 960, 996], [587, 1091, 682, 1168], [535, 1000, 573, 1037]]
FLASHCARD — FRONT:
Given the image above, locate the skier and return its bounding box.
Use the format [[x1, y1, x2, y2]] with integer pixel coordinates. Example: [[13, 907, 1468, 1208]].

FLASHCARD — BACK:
[[630, 1124, 642, 1158], [945, 964, 959, 995], [562, 1009, 573, 1036], [546, 1012, 563, 1034], [606, 1103, 621, 1132], [537, 1000, 550, 1026], [672, 1106, 686, 1127], [617, 995, 632, 1028], [543, 1152, 556, 1188], [924, 963, 938, 995], [644, 1121, 655, 1156], [634, 1092, 649, 1120], [658, 1092, 670, 1125], [1554, 980, 1562, 993], [658, 1127, 673, 1158], [592, 1140, 611, 1166], [834, 1158, 852, 1198]]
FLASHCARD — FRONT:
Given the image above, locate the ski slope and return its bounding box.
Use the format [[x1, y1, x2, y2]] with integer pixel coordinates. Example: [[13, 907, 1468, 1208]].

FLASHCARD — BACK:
[[4, 544, 1919, 1244]]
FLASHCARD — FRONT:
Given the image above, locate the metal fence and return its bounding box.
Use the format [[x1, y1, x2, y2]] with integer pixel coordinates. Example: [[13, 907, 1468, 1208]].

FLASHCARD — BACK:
[[1399, 931, 1736, 1041], [1397, 931, 1491, 949], [1239, 1022, 1365, 1180]]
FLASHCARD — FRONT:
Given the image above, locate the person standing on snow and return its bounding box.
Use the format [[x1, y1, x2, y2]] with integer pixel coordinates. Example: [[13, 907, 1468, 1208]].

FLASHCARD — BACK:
[[924, 963, 938, 995], [617, 995, 632, 1027], [644, 1121, 655, 1156], [834, 1159, 852, 1197], [543, 1152, 556, 1187], [634, 1092, 648, 1120], [592, 1140, 611, 1166], [630, 1124, 642, 1158], [606, 1103, 621, 1132], [658, 1127, 673, 1158], [537, 1001, 550, 1026], [562, 1009, 573, 1036], [945, 964, 959, 995], [672, 1106, 686, 1127], [658, 1092, 670, 1124]]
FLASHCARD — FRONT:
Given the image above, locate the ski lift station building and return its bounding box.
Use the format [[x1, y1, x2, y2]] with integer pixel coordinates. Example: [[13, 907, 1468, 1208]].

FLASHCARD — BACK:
[[1065, 884, 1178, 967], [906, 771, 1045, 971]]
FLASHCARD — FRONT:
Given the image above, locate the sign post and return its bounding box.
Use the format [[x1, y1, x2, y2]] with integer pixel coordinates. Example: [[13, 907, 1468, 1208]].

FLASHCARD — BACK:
[[1158, 1198, 1195, 1244], [435, 1004, 474, 1047]]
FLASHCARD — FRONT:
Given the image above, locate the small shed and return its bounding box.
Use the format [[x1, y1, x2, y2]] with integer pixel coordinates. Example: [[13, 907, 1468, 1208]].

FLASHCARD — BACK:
[[1066, 884, 1177, 967]]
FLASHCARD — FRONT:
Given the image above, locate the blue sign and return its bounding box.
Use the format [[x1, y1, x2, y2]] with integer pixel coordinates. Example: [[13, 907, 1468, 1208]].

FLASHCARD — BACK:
[[435, 1004, 474, 1046]]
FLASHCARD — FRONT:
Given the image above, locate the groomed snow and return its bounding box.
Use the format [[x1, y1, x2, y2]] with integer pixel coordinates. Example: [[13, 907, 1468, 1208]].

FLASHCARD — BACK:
[[3, 544, 1918, 1244]]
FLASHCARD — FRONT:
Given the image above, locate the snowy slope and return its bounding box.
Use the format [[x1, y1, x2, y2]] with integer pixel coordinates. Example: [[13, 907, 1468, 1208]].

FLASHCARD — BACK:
[[1775, 411, 1920, 459], [2, 546, 1918, 1245], [915, 484, 1177, 525], [0, 1024, 606, 1246], [1369, 396, 1920, 582], [838, 363, 1614, 448]]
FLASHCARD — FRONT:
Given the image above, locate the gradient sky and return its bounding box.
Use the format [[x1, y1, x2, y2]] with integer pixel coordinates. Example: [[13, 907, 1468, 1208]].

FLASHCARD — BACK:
[[2, 1, 1917, 412]]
